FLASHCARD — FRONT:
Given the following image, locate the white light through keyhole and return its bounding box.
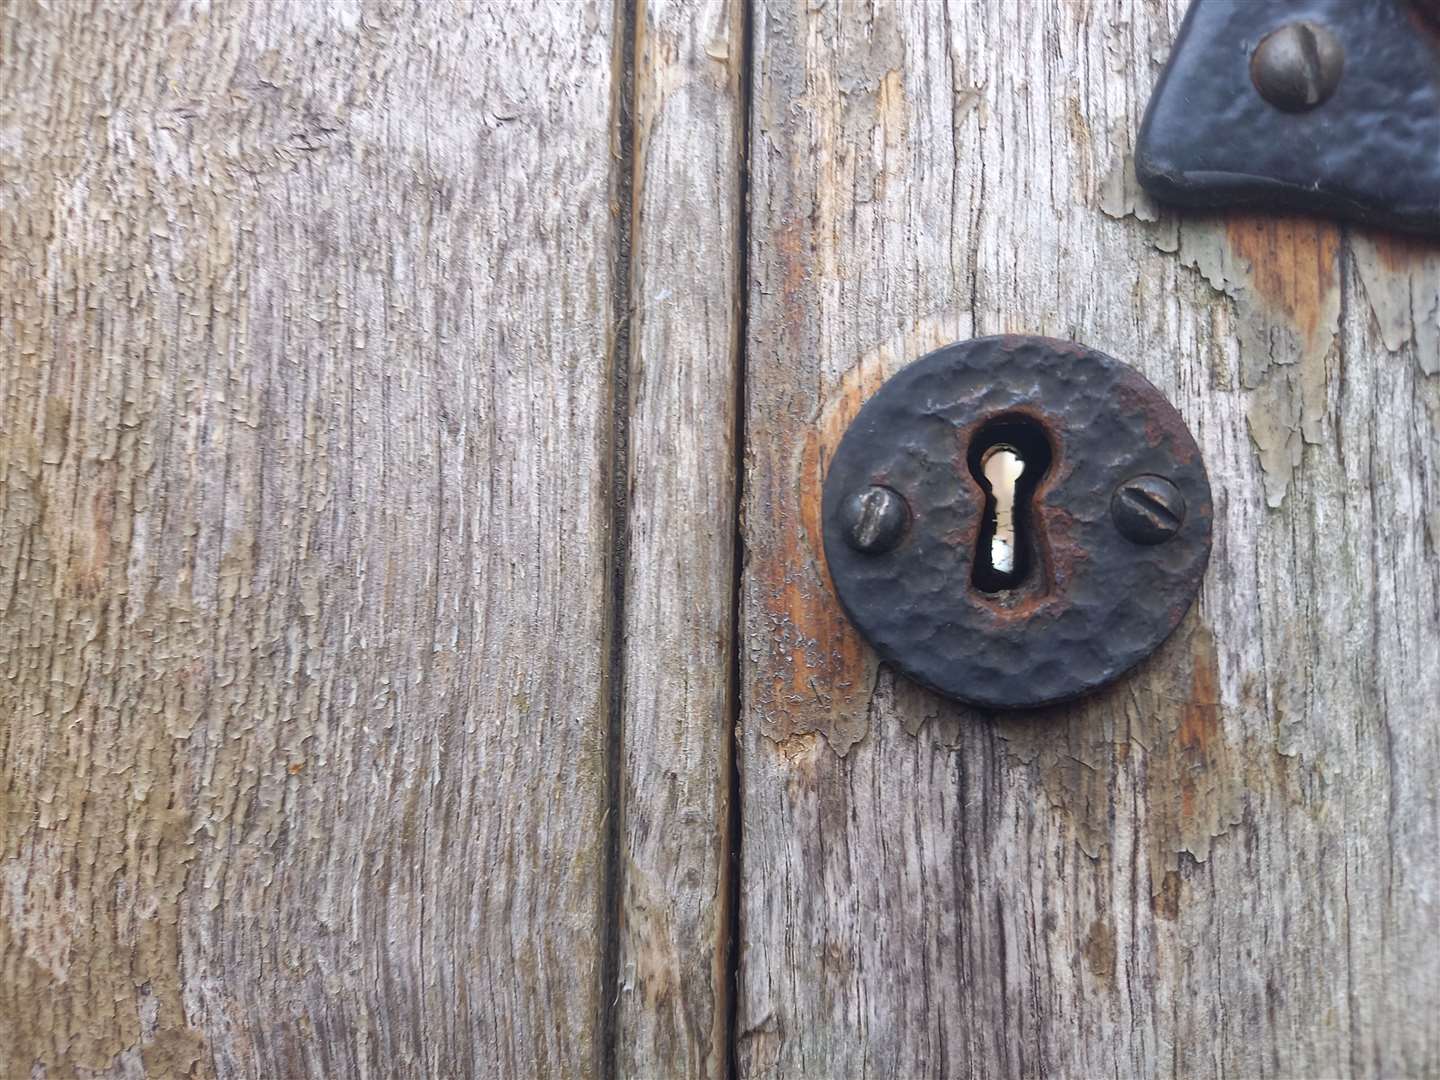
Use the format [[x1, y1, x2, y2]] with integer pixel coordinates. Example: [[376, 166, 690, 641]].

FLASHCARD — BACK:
[[981, 444, 1026, 576]]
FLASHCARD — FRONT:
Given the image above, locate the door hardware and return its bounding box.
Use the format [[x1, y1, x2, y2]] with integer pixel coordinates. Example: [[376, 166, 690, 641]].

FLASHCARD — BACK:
[[1136, 0, 1440, 237], [821, 336, 1213, 711]]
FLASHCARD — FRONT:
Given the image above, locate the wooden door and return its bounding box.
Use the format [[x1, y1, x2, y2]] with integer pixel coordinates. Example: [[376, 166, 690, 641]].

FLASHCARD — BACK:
[[3, 2, 1436, 1078]]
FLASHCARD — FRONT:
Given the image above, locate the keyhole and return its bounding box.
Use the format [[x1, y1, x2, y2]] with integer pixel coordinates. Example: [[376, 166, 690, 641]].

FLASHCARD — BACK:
[[982, 446, 1025, 577], [967, 418, 1053, 593]]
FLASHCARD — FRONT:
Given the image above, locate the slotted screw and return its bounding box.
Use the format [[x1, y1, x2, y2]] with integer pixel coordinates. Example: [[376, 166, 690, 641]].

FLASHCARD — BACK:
[[841, 485, 909, 555], [1111, 475, 1186, 545], [1250, 21, 1345, 113]]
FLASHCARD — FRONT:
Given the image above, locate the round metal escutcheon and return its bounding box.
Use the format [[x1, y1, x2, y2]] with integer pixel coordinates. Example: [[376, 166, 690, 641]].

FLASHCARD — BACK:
[[821, 335, 1213, 711]]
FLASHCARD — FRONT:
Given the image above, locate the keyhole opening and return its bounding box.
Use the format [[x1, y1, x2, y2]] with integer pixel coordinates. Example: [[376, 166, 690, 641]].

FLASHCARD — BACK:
[[967, 418, 1053, 593]]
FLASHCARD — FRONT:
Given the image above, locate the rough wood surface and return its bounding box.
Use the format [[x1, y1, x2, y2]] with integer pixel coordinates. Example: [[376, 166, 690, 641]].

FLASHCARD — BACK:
[[7, 1, 1439, 1077], [616, 0, 744, 1077], [1, 3, 622, 1077], [736, 1, 1440, 1077]]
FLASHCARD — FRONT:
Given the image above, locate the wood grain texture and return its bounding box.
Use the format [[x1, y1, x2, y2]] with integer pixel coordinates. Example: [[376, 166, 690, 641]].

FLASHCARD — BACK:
[[736, 1, 1440, 1077], [1, 2, 621, 1077], [616, 0, 744, 1077]]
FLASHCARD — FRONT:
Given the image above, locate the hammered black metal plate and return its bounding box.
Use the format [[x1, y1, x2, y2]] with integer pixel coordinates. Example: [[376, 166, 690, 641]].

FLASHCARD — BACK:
[[1135, 0, 1440, 237], [821, 336, 1213, 711]]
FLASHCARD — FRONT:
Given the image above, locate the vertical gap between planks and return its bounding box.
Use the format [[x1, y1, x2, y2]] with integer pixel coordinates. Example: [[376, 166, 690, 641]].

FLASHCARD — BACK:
[[601, 0, 638, 1074], [725, 0, 756, 1076], [603, 0, 753, 1073]]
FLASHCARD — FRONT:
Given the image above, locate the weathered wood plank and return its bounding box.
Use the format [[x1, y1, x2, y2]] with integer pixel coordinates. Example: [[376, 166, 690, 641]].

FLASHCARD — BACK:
[[616, 0, 745, 1077], [736, 1, 1440, 1077], [0, 2, 622, 1077]]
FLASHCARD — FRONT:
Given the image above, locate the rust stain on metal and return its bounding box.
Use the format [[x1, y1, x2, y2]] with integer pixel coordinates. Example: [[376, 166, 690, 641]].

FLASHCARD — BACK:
[[939, 400, 1080, 625], [1406, 0, 1440, 38]]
